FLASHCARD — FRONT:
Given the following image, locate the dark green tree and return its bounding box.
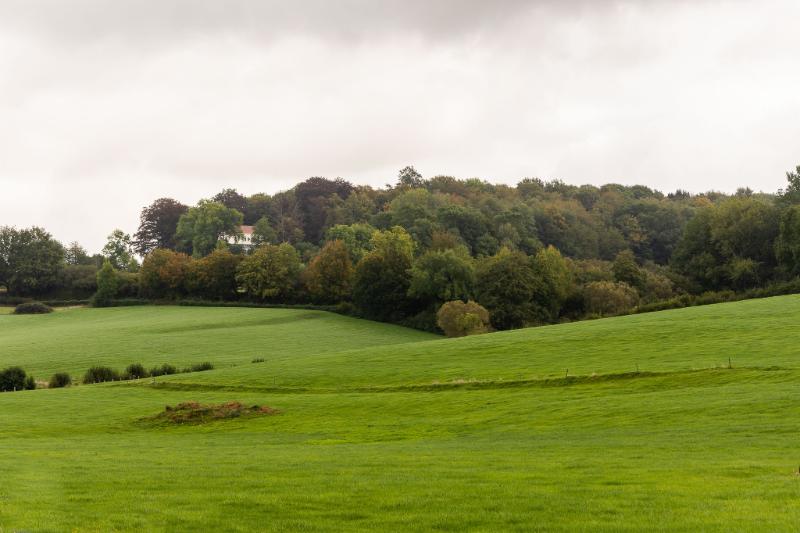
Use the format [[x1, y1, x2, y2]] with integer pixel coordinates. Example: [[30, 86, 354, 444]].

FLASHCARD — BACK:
[[175, 200, 244, 257], [133, 198, 188, 256], [236, 243, 302, 302], [612, 250, 645, 291], [303, 240, 353, 303], [92, 259, 119, 307], [475, 248, 541, 330], [0, 226, 64, 296], [188, 249, 242, 300], [353, 227, 415, 321], [408, 248, 475, 306]]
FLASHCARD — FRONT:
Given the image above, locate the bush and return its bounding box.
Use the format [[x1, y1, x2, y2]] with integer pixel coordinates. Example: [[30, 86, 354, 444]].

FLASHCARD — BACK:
[[436, 300, 491, 337], [122, 363, 149, 380], [184, 362, 214, 373], [13, 301, 53, 314], [583, 281, 639, 317], [149, 363, 178, 377], [0, 366, 35, 391], [83, 366, 120, 384], [48, 372, 72, 388], [47, 372, 72, 389]]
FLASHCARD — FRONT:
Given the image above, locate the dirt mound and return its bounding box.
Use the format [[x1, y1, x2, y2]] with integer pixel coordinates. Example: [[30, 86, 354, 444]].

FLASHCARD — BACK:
[[144, 401, 278, 425]]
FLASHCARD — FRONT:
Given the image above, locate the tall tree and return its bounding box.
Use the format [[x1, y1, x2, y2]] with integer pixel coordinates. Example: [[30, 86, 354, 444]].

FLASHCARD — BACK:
[[0, 226, 64, 296], [133, 198, 188, 255], [777, 165, 800, 206], [188, 249, 242, 300], [251, 216, 277, 246], [324, 223, 376, 263], [64, 242, 92, 266], [175, 200, 244, 257], [92, 259, 119, 307], [475, 248, 540, 330], [612, 249, 645, 291], [397, 166, 424, 188], [532, 245, 573, 321], [236, 243, 302, 302], [212, 188, 248, 214], [408, 248, 475, 306], [138, 249, 192, 299], [244, 193, 273, 225], [294, 177, 354, 243], [102, 229, 138, 271], [352, 227, 415, 321], [775, 204, 800, 277], [303, 240, 353, 303]]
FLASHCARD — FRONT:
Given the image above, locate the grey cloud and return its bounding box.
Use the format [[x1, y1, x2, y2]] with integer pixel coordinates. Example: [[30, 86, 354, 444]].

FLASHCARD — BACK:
[[0, 0, 797, 253]]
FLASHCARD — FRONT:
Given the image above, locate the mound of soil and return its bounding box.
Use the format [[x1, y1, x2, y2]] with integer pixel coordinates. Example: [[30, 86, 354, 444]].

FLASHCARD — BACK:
[[144, 401, 278, 425]]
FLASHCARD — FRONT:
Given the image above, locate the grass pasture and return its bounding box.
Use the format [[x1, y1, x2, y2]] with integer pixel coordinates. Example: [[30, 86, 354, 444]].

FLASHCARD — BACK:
[[2, 297, 800, 531]]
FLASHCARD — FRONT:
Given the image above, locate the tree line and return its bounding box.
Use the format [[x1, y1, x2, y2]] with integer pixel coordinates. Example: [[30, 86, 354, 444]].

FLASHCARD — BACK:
[[2, 165, 800, 333]]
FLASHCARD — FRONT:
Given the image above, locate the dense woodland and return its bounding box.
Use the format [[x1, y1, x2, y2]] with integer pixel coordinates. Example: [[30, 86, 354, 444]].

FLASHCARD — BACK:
[[3, 165, 800, 333]]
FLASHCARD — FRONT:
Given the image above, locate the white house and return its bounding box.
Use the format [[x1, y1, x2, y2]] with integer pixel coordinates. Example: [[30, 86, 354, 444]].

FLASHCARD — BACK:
[[226, 225, 255, 250]]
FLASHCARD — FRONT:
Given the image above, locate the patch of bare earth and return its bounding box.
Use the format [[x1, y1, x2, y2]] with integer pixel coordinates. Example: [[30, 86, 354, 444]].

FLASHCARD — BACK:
[[142, 401, 278, 425]]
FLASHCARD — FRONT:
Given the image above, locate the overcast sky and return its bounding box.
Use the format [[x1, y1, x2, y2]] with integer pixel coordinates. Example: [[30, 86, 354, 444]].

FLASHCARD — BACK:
[[1, 0, 799, 252]]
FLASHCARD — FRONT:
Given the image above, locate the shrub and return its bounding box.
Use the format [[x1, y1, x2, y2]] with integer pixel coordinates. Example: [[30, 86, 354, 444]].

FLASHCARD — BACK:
[[83, 366, 120, 384], [184, 362, 214, 373], [122, 363, 149, 380], [436, 300, 491, 337], [48, 372, 72, 388], [0, 366, 35, 391], [149, 363, 178, 377], [583, 281, 639, 317], [251, 358, 265, 363], [13, 301, 53, 315]]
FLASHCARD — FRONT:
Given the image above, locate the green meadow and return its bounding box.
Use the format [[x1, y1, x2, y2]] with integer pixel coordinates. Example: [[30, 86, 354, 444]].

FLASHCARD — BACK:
[[1, 297, 800, 531]]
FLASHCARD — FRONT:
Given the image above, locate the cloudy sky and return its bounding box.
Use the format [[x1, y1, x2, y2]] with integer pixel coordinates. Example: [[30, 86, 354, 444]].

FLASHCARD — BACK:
[[1, 0, 799, 252]]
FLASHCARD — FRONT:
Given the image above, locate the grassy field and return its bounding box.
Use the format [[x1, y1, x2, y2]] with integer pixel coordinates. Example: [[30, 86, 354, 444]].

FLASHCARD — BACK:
[[1, 298, 800, 531], [0, 306, 437, 377]]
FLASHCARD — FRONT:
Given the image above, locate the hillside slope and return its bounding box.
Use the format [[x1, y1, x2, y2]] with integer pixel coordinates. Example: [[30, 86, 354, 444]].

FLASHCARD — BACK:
[[0, 305, 437, 376], [163, 295, 800, 390], [1, 298, 800, 531]]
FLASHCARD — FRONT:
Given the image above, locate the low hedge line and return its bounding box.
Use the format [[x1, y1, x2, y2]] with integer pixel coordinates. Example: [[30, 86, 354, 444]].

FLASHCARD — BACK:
[[636, 279, 800, 314], [0, 296, 89, 307], [100, 298, 350, 314]]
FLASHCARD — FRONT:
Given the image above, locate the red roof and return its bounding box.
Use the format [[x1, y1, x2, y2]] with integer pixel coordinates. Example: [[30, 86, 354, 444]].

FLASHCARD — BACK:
[[240, 225, 254, 235]]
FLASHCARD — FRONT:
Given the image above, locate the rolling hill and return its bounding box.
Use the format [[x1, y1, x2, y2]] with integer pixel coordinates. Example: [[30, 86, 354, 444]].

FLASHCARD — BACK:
[[1, 298, 799, 531]]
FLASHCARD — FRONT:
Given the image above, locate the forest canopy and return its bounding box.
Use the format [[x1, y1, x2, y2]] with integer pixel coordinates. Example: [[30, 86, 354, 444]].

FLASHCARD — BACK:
[[2, 165, 799, 333]]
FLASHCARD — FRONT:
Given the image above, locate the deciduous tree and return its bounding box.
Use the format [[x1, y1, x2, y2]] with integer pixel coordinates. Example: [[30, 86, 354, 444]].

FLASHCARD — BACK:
[[175, 200, 243, 257], [133, 198, 188, 256], [236, 243, 302, 302], [353, 227, 415, 321], [303, 240, 353, 303]]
